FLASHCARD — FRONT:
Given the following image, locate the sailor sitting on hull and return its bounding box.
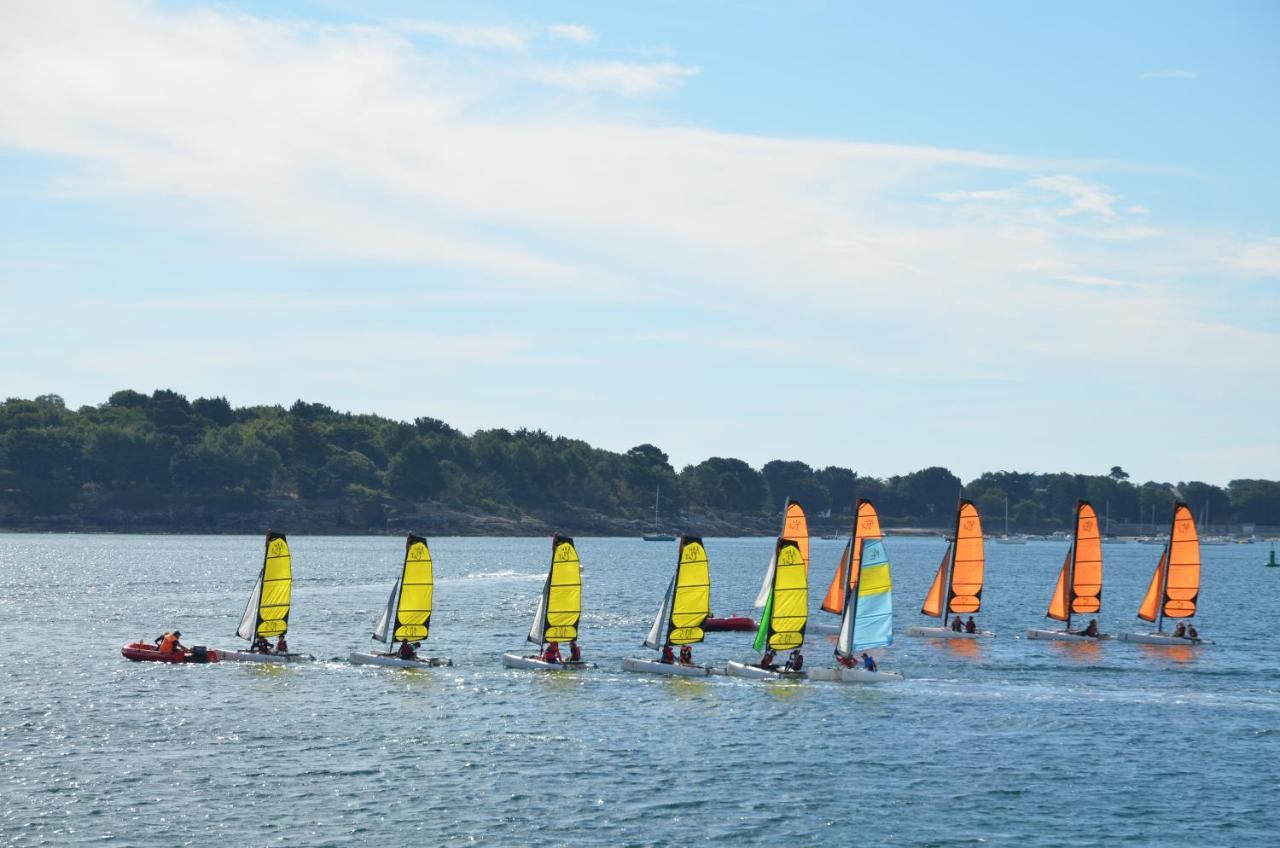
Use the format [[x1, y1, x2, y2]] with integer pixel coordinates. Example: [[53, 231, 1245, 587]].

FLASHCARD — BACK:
[[1069, 618, 1100, 638], [965, 616, 977, 634], [540, 642, 562, 664], [660, 644, 675, 664], [783, 650, 804, 672], [950, 617, 963, 633], [678, 645, 693, 665], [758, 649, 778, 671]]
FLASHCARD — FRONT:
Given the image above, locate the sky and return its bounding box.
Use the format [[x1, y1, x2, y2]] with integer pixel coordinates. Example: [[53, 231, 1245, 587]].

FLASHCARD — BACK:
[[0, 0, 1277, 485]]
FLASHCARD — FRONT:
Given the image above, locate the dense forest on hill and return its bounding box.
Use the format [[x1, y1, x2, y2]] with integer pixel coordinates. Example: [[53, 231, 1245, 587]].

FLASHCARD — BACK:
[[2, 391, 1278, 536]]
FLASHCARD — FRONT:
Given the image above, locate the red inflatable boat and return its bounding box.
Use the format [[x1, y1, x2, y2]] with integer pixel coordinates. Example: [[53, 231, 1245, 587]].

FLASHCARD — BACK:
[[121, 642, 220, 663], [703, 616, 758, 632]]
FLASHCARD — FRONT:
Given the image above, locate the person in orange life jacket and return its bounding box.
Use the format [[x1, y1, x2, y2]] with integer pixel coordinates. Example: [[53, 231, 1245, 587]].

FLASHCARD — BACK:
[[784, 650, 804, 672], [950, 617, 963, 632], [568, 640, 582, 662], [159, 631, 185, 654], [678, 645, 693, 665], [274, 635, 288, 654], [252, 636, 272, 653], [398, 640, 417, 659], [861, 652, 878, 672], [542, 642, 562, 664], [759, 649, 777, 671], [965, 616, 977, 634], [660, 644, 675, 664]]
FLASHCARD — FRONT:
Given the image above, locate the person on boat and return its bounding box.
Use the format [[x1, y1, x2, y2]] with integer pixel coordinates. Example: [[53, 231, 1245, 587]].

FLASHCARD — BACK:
[[784, 650, 804, 672], [274, 634, 289, 655], [660, 644, 675, 664], [252, 636, 272, 654], [965, 617, 977, 634], [678, 645, 693, 665], [759, 649, 778, 671], [1172, 622, 1186, 638], [1186, 624, 1199, 639], [398, 640, 417, 660], [950, 617, 963, 632], [836, 653, 856, 669], [158, 631, 185, 655], [861, 652, 878, 672], [541, 642, 562, 664], [568, 640, 582, 662], [153, 631, 170, 647], [1077, 619, 1100, 638]]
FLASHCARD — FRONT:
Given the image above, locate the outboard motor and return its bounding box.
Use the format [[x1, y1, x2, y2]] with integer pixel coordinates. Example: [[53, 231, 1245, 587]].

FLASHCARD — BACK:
[[189, 645, 209, 664]]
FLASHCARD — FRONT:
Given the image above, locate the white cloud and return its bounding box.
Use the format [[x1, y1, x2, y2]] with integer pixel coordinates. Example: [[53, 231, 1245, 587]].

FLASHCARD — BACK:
[[392, 19, 530, 50], [530, 60, 700, 96], [1231, 238, 1280, 277], [547, 24, 594, 45], [1139, 69, 1198, 80]]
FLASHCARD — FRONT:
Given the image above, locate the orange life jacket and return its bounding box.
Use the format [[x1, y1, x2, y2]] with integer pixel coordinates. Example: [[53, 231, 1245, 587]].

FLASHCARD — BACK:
[[159, 633, 179, 653]]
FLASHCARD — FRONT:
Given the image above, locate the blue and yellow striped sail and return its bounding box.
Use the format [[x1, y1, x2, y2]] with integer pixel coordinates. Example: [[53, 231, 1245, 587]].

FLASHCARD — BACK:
[[837, 538, 893, 657]]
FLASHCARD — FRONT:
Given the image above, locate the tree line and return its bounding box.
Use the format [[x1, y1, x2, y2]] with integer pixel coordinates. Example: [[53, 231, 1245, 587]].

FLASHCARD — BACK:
[[2, 390, 1278, 533]]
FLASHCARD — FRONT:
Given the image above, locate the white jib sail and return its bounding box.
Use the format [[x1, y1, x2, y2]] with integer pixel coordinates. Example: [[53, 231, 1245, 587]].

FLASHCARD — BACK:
[[372, 578, 400, 643], [643, 574, 677, 650], [526, 583, 548, 645], [752, 551, 777, 609], [235, 573, 263, 640]]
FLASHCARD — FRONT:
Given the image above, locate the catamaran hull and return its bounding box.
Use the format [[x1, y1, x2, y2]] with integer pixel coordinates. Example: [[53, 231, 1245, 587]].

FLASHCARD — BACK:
[[905, 626, 995, 639], [349, 652, 454, 668], [1025, 629, 1112, 642], [806, 666, 905, 683], [724, 660, 805, 680], [501, 652, 596, 671], [217, 649, 312, 664], [621, 657, 710, 677], [1116, 631, 1212, 646], [121, 642, 220, 663], [703, 616, 757, 632]]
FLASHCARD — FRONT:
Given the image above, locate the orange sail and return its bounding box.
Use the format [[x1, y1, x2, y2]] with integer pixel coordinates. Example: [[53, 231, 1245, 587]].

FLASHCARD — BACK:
[[1138, 502, 1200, 623], [782, 501, 809, 575], [821, 499, 881, 614], [949, 501, 984, 614], [1045, 501, 1102, 622], [921, 545, 948, 617]]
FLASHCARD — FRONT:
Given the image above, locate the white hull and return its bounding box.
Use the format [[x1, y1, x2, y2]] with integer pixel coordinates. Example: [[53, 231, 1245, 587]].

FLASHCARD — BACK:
[[349, 652, 453, 668], [621, 657, 710, 677], [217, 649, 311, 664], [807, 666, 905, 683], [809, 620, 841, 635], [724, 659, 805, 680], [501, 652, 596, 671], [1025, 629, 1112, 642], [1116, 631, 1212, 646], [906, 626, 994, 639]]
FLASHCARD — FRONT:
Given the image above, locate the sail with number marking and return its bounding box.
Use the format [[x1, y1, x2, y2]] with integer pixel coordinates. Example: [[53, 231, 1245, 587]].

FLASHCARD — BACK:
[[236, 531, 291, 640], [837, 538, 894, 657], [753, 538, 807, 652], [1046, 501, 1102, 626], [922, 500, 984, 619], [754, 500, 808, 608], [644, 536, 711, 650], [527, 535, 581, 644], [373, 534, 435, 644], [1137, 502, 1200, 625], [822, 499, 881, 615]]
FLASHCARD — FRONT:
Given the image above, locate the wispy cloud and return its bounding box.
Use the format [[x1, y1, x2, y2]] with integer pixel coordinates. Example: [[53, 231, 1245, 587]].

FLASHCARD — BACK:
[[531, 60, 699, 96], [547, 24, 594, 45], [1139, 69, 1198, 80], [1231, 237, 1280, 276]]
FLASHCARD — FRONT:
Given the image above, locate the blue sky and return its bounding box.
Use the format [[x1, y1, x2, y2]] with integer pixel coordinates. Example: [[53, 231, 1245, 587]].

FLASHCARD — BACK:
[[1, 0, 1277, 484]]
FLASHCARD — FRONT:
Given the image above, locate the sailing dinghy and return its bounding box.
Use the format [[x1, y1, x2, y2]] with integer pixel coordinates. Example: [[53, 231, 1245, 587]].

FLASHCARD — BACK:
[[727, 538, 808, 679], [502, 535, 596, 670], [622, 535, 712, 677], [808, 534, 904, 682], [1027, 502, 1110, 642], [219, 531, 311, 663], [811, 499, 880, 636], [350, 534, 453, 668], [906, 500, 994, 639], [1118, 503, 1212, 645]]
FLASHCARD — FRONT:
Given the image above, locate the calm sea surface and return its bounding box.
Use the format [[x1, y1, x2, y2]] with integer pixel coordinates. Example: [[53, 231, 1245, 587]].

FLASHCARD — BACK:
[[2, 533, 1278, 846]]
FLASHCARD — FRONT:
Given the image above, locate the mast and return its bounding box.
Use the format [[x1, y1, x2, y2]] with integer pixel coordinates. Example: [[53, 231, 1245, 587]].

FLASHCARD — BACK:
[[1004, 496, 1009, 536], [1064, 508, 1079, 633], [654, 484, 661, 528], [838, 517, 859, 658], [942, 495, 963, 628], [1156, 506, 1178, 633]]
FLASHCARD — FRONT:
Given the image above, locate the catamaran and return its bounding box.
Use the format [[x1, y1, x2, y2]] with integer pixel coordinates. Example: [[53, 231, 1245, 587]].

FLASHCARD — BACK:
[[808, 533, 904, 682], [1118, 503, 1211, 645], [350, 533, 453, 668], [219, 531, 310, 663], [1027, 501, 1109, 641], [810, 499, 880, 635], [502, 535, 595, 670], [727, 537, 808, 679], [907, 499, 994, 639], [622, 535, 711, 676]]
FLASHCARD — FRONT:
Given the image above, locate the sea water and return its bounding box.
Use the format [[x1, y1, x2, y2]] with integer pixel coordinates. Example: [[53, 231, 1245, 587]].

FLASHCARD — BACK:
[[1, 534, 1277, 846]]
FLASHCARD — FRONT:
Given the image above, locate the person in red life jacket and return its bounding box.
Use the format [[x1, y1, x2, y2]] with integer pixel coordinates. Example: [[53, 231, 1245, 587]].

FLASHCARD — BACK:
[[678, 645, 693, 665], [660, 644, 675, 664], [568, 640, 582, 662], [759, 649, 777, 671], [159, 631, 185, 655], [950, 617, 963, 632], [542, 642, 562, 664], [274, 634, 288, 655], [965, 616, 977, 634], [398, 640, 417, 660], [252, 636, 272, 653], [836, 652, 856, 669], [784, 650, 804, 672]]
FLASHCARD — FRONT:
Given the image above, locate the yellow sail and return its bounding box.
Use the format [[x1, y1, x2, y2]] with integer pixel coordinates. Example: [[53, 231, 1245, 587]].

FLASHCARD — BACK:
[[237, 531, 291, 640], [765, 539, 807, 651], [668, 536, 711, 645], [529, 535, 581, 644], [375, 533, 434, 643]]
